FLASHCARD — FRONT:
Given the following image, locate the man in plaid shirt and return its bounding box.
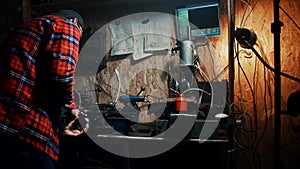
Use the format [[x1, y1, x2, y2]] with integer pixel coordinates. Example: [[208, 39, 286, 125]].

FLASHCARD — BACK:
[[0, 10, 88, 169]]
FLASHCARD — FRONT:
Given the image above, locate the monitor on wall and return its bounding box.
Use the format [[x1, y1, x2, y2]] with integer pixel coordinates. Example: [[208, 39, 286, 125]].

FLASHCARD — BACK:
[[175, 2, 221, 41]]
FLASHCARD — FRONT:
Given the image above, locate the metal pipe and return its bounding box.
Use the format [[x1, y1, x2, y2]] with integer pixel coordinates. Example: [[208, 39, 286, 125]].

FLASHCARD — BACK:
[[227, 0, 235, 169], [272, 0, 283, 168]]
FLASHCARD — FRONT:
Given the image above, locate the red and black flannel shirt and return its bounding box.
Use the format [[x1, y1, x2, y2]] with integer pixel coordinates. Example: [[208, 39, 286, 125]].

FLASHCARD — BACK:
[[0, 14, 81, 161]]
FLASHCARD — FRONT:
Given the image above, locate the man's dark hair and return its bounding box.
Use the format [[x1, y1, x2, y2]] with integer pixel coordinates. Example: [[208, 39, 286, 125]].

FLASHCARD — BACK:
[[55, 9, 84, 29]]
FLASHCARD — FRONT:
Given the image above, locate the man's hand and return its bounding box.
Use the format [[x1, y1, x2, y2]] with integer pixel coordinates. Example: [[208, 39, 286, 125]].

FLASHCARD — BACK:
[[62, 109, 89, 136]]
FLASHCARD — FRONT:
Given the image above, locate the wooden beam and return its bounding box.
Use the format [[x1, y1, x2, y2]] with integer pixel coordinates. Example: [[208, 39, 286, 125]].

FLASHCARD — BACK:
[[22, 0, 31, 22]]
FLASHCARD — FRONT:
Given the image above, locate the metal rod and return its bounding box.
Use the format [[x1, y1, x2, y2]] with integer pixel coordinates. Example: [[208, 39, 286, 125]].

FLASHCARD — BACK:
[[227, 0, 235, 169], [228, 0, 235, 106], [272, 0, 283, 168]]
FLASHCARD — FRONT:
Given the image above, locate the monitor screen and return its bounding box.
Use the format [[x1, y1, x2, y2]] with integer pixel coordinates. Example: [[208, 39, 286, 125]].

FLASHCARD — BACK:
[[175, 2, 221, 41]]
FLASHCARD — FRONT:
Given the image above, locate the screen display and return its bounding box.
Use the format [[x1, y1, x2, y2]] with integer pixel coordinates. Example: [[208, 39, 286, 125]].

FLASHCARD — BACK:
[[175, 2, 221, 41]]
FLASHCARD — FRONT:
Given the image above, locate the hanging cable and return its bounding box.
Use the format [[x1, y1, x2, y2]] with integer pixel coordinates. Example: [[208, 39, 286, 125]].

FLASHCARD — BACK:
[[248, 43, 300, 83], [279, 5, 300, 31]]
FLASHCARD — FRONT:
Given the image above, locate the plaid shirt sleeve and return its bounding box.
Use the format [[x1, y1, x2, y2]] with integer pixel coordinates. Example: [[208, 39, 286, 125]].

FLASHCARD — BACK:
[[41, 15, 80, 110]]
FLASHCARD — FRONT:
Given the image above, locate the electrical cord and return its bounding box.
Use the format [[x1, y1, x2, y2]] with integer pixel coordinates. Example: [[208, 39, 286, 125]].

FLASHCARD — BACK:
[[239, 0, 251, 28], [235, 41, 261, 169], [236, 49, 259, 138], [236, 46, 247, 118], [243, 40, 300, 83], [252, 56, 269, 169], [194, 60, 214, 113], [279, 5, 300, 31], [181, 87, 211, 96], [234, 38, 300, 169], [241, 0, 260, 27]]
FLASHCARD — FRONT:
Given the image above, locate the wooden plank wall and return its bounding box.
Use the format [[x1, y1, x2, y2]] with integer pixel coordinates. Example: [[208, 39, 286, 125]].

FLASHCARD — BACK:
[[228, 0, 300, 169], [79, 19, 228, 123]]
